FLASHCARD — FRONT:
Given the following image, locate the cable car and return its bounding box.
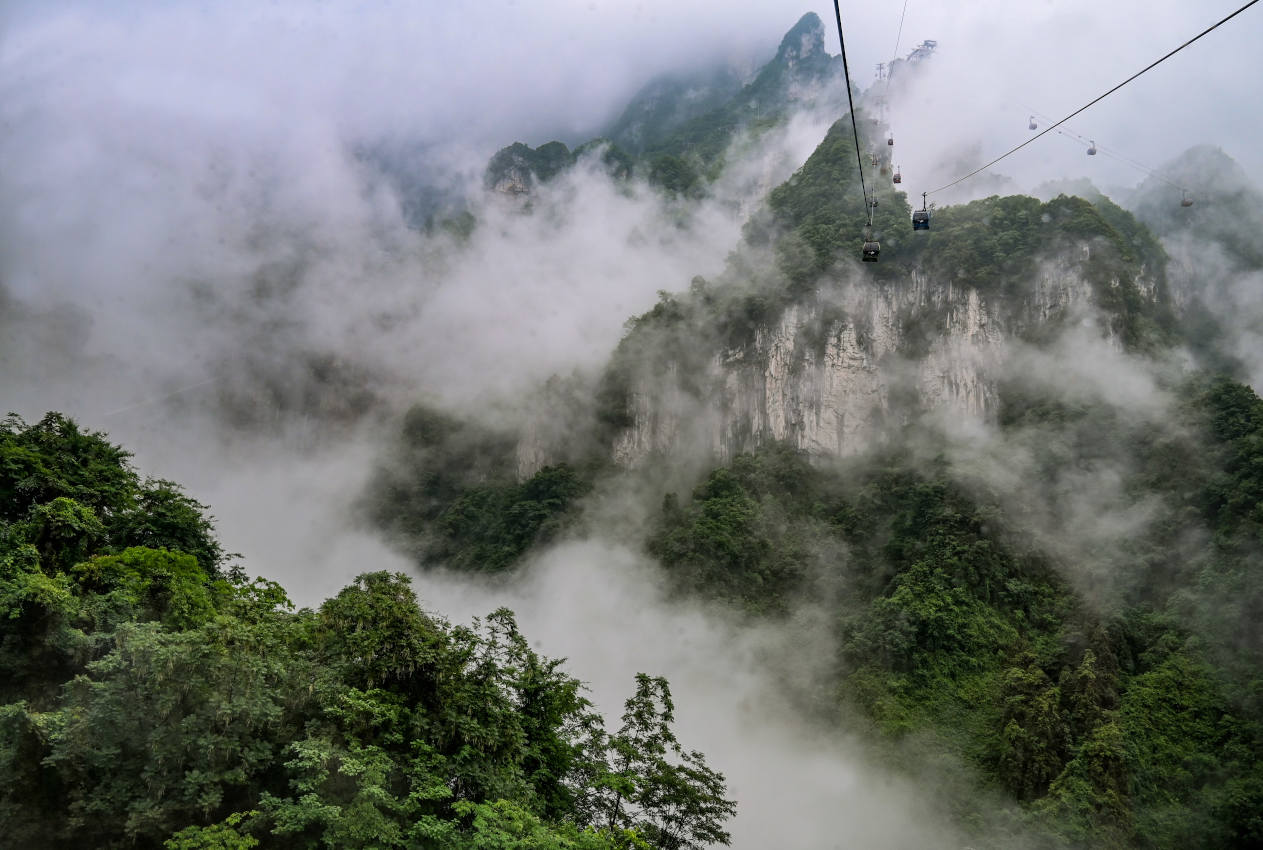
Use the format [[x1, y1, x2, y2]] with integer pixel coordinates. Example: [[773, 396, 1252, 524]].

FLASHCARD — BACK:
[[1029, 115, 1038, 130], [862, 241, 880, 262], [893, 168, 902, 184], [912, 192, 931, 231], [1087, 140, 1097, 156], [887, 136, 895, 146], [1181, 191, 1194, 207]]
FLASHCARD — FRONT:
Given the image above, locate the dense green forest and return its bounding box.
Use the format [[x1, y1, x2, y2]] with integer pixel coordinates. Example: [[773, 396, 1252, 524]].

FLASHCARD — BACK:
[[0, 413, 735, 850], [363, 59, 1263, 841], [366, 103, 1263, 846], [368, 372, 1263, 849], [8, 9, 1263, 849]]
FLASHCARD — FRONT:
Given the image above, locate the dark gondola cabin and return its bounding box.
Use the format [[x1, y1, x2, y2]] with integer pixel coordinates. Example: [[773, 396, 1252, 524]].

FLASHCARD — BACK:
[[912, 210, 930, 231], [862, 241, 880, 262], [893, 170, 902, 184], [1029, 116, 1038, 130], [1087, 141, 1097, 155]]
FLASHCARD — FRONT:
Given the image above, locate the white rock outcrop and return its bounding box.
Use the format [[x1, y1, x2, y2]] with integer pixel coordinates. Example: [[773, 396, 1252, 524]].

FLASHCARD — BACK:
[[608, 256, 1131, 468]]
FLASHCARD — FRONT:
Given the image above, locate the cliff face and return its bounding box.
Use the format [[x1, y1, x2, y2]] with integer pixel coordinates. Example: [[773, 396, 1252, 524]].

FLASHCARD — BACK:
[[608, 255, 1128, 467]]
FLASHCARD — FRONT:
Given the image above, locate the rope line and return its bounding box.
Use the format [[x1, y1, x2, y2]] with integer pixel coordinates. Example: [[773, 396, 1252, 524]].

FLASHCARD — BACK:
[[926, 0, 1260, 196], [100, 377, 219, 419], [831, 0, 872, 224], [1027, 105, 1190, 191], [891, 0, 911, 65]]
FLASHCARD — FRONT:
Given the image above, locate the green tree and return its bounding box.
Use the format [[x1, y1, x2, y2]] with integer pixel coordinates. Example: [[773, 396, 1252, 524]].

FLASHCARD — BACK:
[[595, 675, 735, 850]]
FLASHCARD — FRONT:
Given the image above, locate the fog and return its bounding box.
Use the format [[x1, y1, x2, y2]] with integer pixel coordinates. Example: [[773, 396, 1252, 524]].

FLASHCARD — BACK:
[[419, 541, 988, 850], [5, 1, 1263, 846], [5, 0, 1259, 430]]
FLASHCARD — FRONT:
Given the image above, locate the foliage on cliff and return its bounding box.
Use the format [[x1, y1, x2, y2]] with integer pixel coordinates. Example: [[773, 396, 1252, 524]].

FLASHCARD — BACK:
[[0, 414, 734, 850], [362, 405, 598, 573], [487, 13, 841, 198], [644, 374, 1263, 849]]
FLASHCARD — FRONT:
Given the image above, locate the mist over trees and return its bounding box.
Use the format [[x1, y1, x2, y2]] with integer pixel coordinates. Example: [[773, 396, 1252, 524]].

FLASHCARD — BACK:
[[358, 16, 1263, 849], [6, 4, 1263, 849], [0, 414, 736, 849]]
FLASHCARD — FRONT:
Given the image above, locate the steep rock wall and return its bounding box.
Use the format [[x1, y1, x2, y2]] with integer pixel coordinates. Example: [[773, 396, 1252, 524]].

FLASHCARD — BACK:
[[609, 257, 1119, 467]]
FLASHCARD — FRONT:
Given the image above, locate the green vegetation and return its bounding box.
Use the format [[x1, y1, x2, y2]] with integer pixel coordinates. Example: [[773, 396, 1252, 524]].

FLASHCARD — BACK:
[[917, 193, 1175, 347], [363, 404, 598, 572], [0, 413, 735, 849], [650, 445, 829, 614], [639, 13, 837, 180], [485, 13, 842, 199], [604, 68, 744, 157], [636, 374, 1263, 848], [763, 117, 919, 286]]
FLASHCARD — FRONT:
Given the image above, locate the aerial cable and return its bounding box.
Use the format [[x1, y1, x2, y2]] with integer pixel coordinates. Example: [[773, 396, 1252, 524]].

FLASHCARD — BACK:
[[99, 376, 219, 419], [1026, 106, 1191, 192], [925, 0, 1260, 197], [831, 0, 873, 224], [891, 0, 911, 64], [1063, 131, 1187, 191], [1096, 146, 1187, 191]]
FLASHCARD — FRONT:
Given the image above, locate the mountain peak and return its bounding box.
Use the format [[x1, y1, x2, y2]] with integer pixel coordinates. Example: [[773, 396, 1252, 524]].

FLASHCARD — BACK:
[[775, 12, 827, 65]]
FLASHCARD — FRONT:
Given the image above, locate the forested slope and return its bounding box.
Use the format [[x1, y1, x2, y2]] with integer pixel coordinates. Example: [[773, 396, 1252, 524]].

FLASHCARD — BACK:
[[0, 414, 734, 850], [363, 108, 1263, 849]]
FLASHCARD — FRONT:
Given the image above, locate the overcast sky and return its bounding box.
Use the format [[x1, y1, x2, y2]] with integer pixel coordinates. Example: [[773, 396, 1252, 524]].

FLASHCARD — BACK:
[[3, 8, 1258, 843], [4, 0, 1263, 529], [2, 0, 1260, 493], [4, 0, 1260, 443], [3, 0, 1259, 175]]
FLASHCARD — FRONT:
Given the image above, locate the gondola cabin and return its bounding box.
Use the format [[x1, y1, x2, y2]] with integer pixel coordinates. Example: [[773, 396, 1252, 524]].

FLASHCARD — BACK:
[[887, 137, 895, 146], [912, 210, 930, 231], [1087, 141, 1097, 156], [893, 169, 902, 184], [862, 241, 880, 262], [1181, 192, 1195, 207], [1029, 116, 1038, 130]]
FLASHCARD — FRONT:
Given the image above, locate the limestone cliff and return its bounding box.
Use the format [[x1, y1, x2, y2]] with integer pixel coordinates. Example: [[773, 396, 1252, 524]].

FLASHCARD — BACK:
[[606, 252, 1137, 468]]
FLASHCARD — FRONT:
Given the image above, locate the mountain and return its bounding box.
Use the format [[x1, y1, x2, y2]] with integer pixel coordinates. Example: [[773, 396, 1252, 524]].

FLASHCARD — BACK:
[[9, 6, 1263, 848], [1131, 144, 1263, 273], [365, 14, 1263, 850], [510, 120, 1171, 470], [604, 64, 748, 156], [484, 12, 844, 197]]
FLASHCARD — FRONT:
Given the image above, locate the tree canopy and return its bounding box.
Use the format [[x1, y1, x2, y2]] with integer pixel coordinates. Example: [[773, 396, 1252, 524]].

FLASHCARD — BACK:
[[0, 413, 735, 850]]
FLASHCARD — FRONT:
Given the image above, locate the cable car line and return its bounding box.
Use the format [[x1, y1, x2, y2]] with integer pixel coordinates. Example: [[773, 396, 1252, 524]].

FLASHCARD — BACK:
[[924, 0, 1260, 197], [830, 0, 870, 213], [891, 0, 911, 69], [1024, 105, 1194, 195], [831, 0, 880, 261]]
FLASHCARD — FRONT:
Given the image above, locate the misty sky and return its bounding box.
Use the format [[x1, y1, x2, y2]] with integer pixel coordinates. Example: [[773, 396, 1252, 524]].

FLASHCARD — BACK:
[[3, 0, 1260, 178], [4, 0, 1261, 569], [4, 7, 1259, 846], [4, 0, 1261, 472]]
